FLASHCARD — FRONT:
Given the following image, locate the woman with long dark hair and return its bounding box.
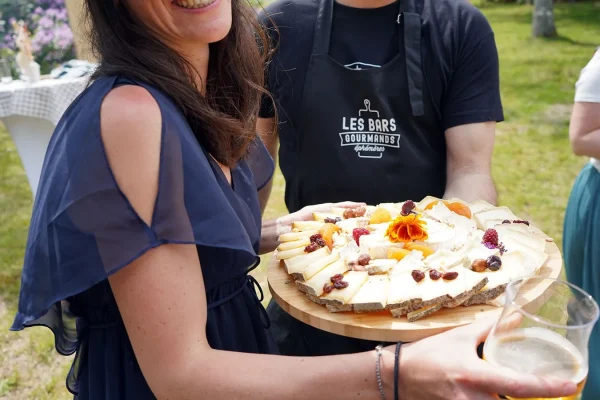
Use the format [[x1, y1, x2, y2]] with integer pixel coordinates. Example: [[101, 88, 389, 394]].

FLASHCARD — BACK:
[[10, 1, 578, 399]]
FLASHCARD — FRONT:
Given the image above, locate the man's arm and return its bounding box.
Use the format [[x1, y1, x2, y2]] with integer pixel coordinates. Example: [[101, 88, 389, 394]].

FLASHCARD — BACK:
[[443, 122, 497, 205], [257, 117, 278, 214]]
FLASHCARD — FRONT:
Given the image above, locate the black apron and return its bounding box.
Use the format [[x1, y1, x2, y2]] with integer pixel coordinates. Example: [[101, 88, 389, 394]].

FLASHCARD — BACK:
[[269, 0, 446, 356]]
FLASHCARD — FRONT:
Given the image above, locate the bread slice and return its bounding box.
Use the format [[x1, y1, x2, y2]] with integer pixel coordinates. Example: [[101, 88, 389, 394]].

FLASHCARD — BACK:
[[278, 230, 320, 243], [295, 250, 340, 281], [292, 221, 326, 232], [366, 259, 398, 275], [407, 304, 443, 322], [321, 271, 369, 306], [306, 293, 327, 305], [326, 303, 354, 313], [443, 275, 489, 308], [277, 237, 311, 252], [350, 275, 389, 312], [283, 246, 329, 274], [297, 260, 349, 297]]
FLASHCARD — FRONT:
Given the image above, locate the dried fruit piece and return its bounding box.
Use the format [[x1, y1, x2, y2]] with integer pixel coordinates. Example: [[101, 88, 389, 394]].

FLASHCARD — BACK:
[[370, 207, 392, 224], [411, 270, 425, 283], [323, 283, 334, 294], [502, 220, 512, 224], [344, 207, 367, 219], [388, 248, 412, 261], [330, 274, 345, 283], [429, 269, 442, 280], [446, 202, 472, 219], [334, 280, 349, 289], [304, 243, 319, 253], [404, 243, 435, 258], [324, 217, 342, 224], [513, 220, 530, 226], [486, 255, 502, 271], [353, 228, 370, 245], [442, 271, 459, 281], [401, 200, 416, 216], [424, 200, 445, 210], [482, 229, 499, 247], [471, 258, 488, 273], [357, 254, 371, 266], [319, 223, 341, 249]]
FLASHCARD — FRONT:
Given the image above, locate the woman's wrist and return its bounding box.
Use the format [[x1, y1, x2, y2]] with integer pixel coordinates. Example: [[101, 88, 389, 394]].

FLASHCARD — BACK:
[[380, 346, 397, 399]]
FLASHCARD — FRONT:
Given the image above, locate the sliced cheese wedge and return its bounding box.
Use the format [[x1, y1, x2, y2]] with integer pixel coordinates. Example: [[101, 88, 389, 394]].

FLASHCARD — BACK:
[[296, 250, 340, 281], [297, 259, 349, 296], [275, 246, 308, 260], [292, 221, 325, 232], [424, 249, 465, 271], [387, 272, 424, 309], [312, 212, 340, 222], [278, 230, 320, 243], [416, 195, 442, 211], [337, 217, 370, 234], [277, 237, 311, 252], [469, 199, 495, 215], [350, 275, 389, 312], [322, 271, 369, 306], [501, 236, 548, 275], [494, 225, 546, 252], [366, 259, 398, 275], [474, 207, 518, 231], [283, 246, 329, 274], [390, 250, 425, 275]]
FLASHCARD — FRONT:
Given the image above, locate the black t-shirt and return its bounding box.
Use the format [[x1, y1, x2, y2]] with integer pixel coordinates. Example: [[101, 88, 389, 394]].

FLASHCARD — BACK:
[[259, 0, 503, 129], [329, 1, 399, 70]]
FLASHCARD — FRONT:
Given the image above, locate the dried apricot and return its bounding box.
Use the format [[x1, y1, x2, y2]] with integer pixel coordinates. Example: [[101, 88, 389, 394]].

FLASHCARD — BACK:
[[446, 202, 472, 219], [387, 248, 411, 261], [369, 207, 392, 225], [404, 243, 435, 258], [424, 200, 445, 210], [320, 223, 341, 249]]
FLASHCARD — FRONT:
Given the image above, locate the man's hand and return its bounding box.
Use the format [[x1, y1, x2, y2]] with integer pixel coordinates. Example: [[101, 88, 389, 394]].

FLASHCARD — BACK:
[[276, 201, 366, 235], [444, 122, 497, 205]]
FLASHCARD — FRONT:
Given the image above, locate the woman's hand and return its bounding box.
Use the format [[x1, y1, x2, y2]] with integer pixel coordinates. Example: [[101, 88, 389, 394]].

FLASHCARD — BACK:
[[391, 318, 577, 400], [276, 201, 366, 235]]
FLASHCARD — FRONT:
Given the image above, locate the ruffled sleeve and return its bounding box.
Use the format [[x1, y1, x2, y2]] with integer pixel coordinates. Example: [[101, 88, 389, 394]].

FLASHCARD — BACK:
[[246, 137, 275, 192], [11, 77, 261, 355]]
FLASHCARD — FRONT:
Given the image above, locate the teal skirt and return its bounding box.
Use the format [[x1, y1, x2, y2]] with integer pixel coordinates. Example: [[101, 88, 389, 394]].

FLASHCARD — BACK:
[[564, 162, 600, 399]]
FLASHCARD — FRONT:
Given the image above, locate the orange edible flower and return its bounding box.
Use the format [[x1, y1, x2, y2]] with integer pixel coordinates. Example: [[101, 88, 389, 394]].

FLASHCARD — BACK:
[[386, 214, 428, 243]]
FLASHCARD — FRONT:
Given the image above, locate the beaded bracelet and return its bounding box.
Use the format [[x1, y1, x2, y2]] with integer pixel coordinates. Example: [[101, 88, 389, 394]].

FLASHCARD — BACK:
[[394, 342, 402, 400], [375, 345, 386, 400]]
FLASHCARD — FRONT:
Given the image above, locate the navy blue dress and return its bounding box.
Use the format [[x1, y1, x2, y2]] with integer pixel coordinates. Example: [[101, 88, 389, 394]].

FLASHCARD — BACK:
[[10, 76, 278, 399]]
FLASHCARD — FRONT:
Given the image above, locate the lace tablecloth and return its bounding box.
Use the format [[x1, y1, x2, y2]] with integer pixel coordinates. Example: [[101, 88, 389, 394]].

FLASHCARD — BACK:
[[0, 77, 89, 125]]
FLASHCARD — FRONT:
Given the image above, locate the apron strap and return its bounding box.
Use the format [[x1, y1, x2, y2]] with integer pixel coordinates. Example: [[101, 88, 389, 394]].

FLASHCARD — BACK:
[[312, 0, 334, 55], [398, 0, 424, 117]]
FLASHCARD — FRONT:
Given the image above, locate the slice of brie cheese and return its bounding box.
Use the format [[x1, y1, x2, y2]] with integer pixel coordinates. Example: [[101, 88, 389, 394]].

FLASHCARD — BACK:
[[350, 275, 389, 310], [366, 259, 398, 275], [297, 259, 348, 296], [292, 221, 326, 232], [337, 217, 370, 234], [474, 207, 518, 231], [284, 246, 329, 274], [277, 237, 311, 252], [300, 250, 341, 281], [278, 230, 320, 243], [390, 250, 426, 275], [469, 199, 496, 215], [424, 249, 466, 271]]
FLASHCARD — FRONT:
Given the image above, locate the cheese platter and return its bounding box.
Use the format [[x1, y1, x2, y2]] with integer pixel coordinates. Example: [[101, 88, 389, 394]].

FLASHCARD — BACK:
[[267, 196, 562, 342]]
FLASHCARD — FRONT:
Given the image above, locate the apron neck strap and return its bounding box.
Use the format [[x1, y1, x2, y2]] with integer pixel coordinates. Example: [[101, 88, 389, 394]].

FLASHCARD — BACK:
[[311, 0, 425, 116]]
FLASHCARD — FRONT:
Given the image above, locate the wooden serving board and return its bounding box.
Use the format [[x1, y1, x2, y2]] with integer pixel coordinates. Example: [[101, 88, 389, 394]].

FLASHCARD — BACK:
[[268, 241, 562, 343]]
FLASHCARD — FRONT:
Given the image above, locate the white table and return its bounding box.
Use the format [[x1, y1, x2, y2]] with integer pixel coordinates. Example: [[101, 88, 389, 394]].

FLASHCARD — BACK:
[[0, 77, 89, 197]]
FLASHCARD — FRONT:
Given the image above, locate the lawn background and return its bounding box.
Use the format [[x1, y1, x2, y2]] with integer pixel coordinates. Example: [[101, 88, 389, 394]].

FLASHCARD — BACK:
[[0, 2, 599, 398]]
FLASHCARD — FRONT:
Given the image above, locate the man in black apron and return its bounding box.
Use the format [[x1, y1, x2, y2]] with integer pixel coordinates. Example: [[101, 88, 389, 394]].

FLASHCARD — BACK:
[[257, 0, 503, 356]]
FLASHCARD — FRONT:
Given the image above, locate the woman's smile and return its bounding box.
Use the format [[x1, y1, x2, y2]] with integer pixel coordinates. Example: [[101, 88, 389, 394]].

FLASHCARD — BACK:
[[172, 0, 219, 10]]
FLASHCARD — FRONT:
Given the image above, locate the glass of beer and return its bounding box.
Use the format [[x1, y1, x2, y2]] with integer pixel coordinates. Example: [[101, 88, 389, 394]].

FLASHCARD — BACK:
[[483, 276, 599, 400]]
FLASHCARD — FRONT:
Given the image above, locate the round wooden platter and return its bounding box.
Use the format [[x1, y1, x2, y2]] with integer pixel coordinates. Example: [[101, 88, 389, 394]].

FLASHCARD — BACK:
[[268, 241, 563, 343]]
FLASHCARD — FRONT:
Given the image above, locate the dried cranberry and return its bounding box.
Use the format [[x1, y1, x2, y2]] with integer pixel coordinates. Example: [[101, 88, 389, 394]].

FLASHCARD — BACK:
[[330, 274, 344, 283], [442, 271, 459, 281], [412, 270, 425, 283], [352, 228, 370, 245], [323, 283, 334, 294], [513, 220, 530, 226], [357, 254, 371, 266], [429, 269, 442, 280], [324, 217, 341, 224], [334, 280, 349, 290], [486, 255, 502, 271], [401, 200, 416, 216], [304, 243, 319, 253], [502, 220, 512, 224]]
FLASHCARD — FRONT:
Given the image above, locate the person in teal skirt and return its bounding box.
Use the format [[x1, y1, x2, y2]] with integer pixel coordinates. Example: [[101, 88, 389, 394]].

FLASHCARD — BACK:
[[564, 47, 600, 399]]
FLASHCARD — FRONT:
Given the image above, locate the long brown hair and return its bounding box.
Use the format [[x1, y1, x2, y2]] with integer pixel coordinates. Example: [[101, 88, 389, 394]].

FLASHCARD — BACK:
[[84, 0, 272, 167]]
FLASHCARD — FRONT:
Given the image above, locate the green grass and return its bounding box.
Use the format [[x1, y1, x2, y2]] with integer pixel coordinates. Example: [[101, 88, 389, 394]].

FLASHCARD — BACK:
[[0, 3, 599, 398]]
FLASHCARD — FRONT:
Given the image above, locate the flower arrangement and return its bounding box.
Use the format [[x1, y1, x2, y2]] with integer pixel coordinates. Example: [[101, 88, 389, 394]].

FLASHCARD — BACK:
[[0, 0, 75, 76], [385, 213, 429, 243]]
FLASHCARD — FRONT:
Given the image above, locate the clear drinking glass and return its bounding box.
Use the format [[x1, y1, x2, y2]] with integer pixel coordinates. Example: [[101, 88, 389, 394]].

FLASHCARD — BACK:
[[483, 277, 599, 400], [0, 59, 12, 83]]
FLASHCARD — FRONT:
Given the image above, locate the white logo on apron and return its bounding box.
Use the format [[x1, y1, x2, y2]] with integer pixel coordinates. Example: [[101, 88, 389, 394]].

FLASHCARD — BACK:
[[339, 99, 401, 159]]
